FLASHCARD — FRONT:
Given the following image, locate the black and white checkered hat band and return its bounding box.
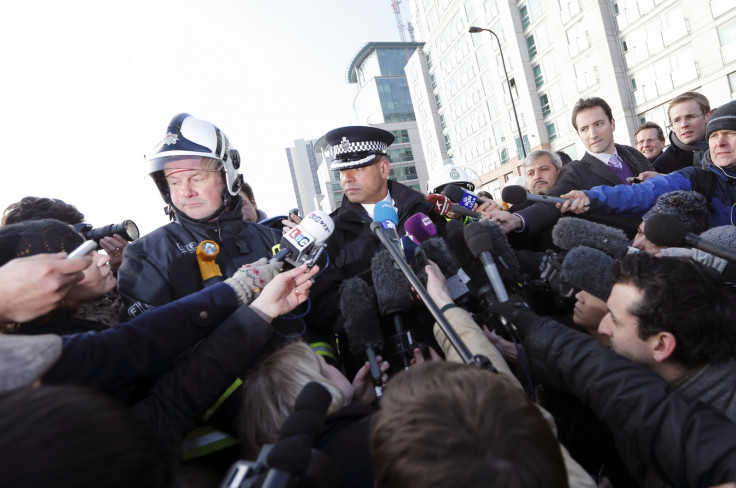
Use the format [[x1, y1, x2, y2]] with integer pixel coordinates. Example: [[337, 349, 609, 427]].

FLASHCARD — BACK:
[[332, 140, 387, 157], [330, 154, 378, 170]]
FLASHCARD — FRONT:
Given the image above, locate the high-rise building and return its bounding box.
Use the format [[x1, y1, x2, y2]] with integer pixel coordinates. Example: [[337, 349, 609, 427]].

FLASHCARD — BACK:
[[286, 42, 430, 214], [405, 0, 736, 200]]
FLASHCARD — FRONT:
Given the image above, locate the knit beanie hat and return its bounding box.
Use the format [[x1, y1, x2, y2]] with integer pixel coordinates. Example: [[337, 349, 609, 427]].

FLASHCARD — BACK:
[[643, 191, 709, 235], [700, 225, 736, 252], [562, 245, 614, 301], [706, 100, 736, 139], [0, 219, 84, 267]]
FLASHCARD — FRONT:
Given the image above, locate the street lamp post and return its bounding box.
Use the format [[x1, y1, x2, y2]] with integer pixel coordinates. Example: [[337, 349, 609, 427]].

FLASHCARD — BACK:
[[469, 26, 527, 158]]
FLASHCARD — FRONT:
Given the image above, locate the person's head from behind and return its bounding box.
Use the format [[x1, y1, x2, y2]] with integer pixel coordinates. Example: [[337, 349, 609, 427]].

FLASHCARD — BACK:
[[0, 385, 171, 488], [668, 91, 711, 145], [0, 219, 116, 307], [240, 341, 351, 458], [522, 150, 562, 195], [325, 126, 396, 205], [238, 182, 260, 223], [2, 196, 85, 226], [635, 122, 666, 161], [571, 97, 616, 154], [634, 191, 709, 254], [476, 190, 493, 200], [706, 100, 736, 170], [147, 113, 243, 222], [370, 361, 567, 488], [598, 253, 736, 380]]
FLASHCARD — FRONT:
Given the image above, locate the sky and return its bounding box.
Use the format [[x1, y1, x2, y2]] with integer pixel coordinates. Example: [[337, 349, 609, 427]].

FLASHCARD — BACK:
[[0, 1, 404, 235]]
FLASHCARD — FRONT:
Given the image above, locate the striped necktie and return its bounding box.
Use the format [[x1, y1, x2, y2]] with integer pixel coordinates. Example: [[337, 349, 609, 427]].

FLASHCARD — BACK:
[[609, 153, 623, 169]]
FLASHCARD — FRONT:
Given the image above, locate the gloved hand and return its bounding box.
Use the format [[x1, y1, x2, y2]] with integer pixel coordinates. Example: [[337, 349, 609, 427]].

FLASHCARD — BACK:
[[485, 294, 540, 338], [660, 247, 728, 274], [224, 258, 282, 305]]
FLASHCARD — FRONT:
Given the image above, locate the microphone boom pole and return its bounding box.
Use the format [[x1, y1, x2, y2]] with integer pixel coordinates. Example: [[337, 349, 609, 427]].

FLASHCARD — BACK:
[[370, 222, 492, 369]]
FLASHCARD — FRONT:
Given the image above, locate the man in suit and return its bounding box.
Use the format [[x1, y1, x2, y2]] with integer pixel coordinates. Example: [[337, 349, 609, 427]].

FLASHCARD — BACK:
[[492, 97, 653, 239]]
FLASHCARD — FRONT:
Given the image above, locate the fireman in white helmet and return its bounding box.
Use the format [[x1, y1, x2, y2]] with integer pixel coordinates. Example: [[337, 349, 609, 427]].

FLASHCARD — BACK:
[[117, 114, 282, 317]]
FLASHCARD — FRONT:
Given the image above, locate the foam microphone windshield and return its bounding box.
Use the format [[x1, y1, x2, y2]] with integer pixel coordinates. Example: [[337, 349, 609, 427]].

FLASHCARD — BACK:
[[477, 219, 522, 284], [418, 237, 460, 277], [293, 381, 332, 418], [552, 217, 631, 259], [445, 220, 492, 297], [339, 277, 384, 356], [643, 213, 687, 248], [501, 185, 530, 205], [426, 193, 453, 216], [371, 250, 414, 317], [404, 212, 437, 244], [561, 246, 614, 301], [442, 184, 478, 209]]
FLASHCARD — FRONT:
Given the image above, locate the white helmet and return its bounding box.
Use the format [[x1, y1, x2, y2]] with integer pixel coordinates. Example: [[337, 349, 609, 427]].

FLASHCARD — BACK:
[[427, 165, 475, 194], [146, 114, 243, 220]]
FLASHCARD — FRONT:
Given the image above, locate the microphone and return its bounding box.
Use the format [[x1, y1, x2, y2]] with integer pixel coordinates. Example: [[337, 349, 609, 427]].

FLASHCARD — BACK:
[[442, 184, 488, 210], [502, 185, 590, 207], [340, 277, 384, 398], [373, 201, 403, 253], [445, 220, 495, 307], [418, 237, 470, 300], [477, 220, 522, 285], [371, 249, 416, 369], [463, 223, 509, 302], [404, 212, 437, 244], [645, 214, 736, 264], [561, 246, 615, 301], [262, 382, 332, 488], [270, 210, 334, 266], [426, 194, 480, 219], [552, 217, 634, 259]]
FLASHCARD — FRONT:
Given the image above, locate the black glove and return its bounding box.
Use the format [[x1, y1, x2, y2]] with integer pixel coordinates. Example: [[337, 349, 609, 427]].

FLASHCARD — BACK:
[[486, 294, 542, 338]]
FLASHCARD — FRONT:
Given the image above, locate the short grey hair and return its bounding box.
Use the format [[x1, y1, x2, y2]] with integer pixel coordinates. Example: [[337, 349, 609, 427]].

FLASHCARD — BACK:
[[522, 150, 562, 170]]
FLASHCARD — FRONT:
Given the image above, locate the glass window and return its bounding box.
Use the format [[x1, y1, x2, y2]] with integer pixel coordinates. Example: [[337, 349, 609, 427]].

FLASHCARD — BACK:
[[391, 129, 410, 143], [515, 135, 530, 159], [526, 35, 537, 58], [540, 94, 551, 117], [729, 71, 736, 95], [520, 6, 530, 29], [533, 64, 544, 87], [546, 123, 557, 140], [499, 147, 509, 165], [444, 134, 452, 150]]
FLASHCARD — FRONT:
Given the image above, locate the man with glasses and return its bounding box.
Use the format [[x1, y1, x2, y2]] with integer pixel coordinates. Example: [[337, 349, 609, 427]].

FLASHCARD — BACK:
[[634, 122, 666, 162], [560, 100, 736, 229], [654, 91, 712, 174]]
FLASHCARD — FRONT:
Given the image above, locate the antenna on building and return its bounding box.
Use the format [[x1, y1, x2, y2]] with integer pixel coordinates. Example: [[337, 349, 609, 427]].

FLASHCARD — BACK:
[[390, 0, 407, 42]]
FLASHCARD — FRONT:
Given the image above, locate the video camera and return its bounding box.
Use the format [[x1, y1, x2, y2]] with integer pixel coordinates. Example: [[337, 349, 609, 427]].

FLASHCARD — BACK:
[[74, 220, 140, 243]]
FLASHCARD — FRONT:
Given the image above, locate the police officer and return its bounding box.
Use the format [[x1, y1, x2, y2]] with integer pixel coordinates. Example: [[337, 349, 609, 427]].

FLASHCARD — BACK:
[[117, 114, 281, 317], [306, 126, 446, 374]]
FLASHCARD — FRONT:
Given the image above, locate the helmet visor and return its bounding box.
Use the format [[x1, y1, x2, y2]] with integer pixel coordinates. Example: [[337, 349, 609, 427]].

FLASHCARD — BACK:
[[148, 156, 223, 176]]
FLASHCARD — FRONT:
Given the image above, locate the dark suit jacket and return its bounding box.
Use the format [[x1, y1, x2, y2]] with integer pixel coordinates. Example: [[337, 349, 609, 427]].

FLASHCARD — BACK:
[[516, 144, 654, 238]]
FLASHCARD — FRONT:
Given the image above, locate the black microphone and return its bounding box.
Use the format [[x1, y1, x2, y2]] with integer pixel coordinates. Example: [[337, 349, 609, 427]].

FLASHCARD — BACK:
[[444, 219, 495, 307], [262, 382, 332, 488], [442, 184, 489, 209], [340, 277, 384, 398], [463, 223, 509, 302], [502, 185, 589, 207], [552, 217, 634, 259], [645, 214, 736, 264], [371, 249, 416, 369], [477, 219, 522, 285], [418, 236, 470, 300], [426, 194, 481, 219]]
